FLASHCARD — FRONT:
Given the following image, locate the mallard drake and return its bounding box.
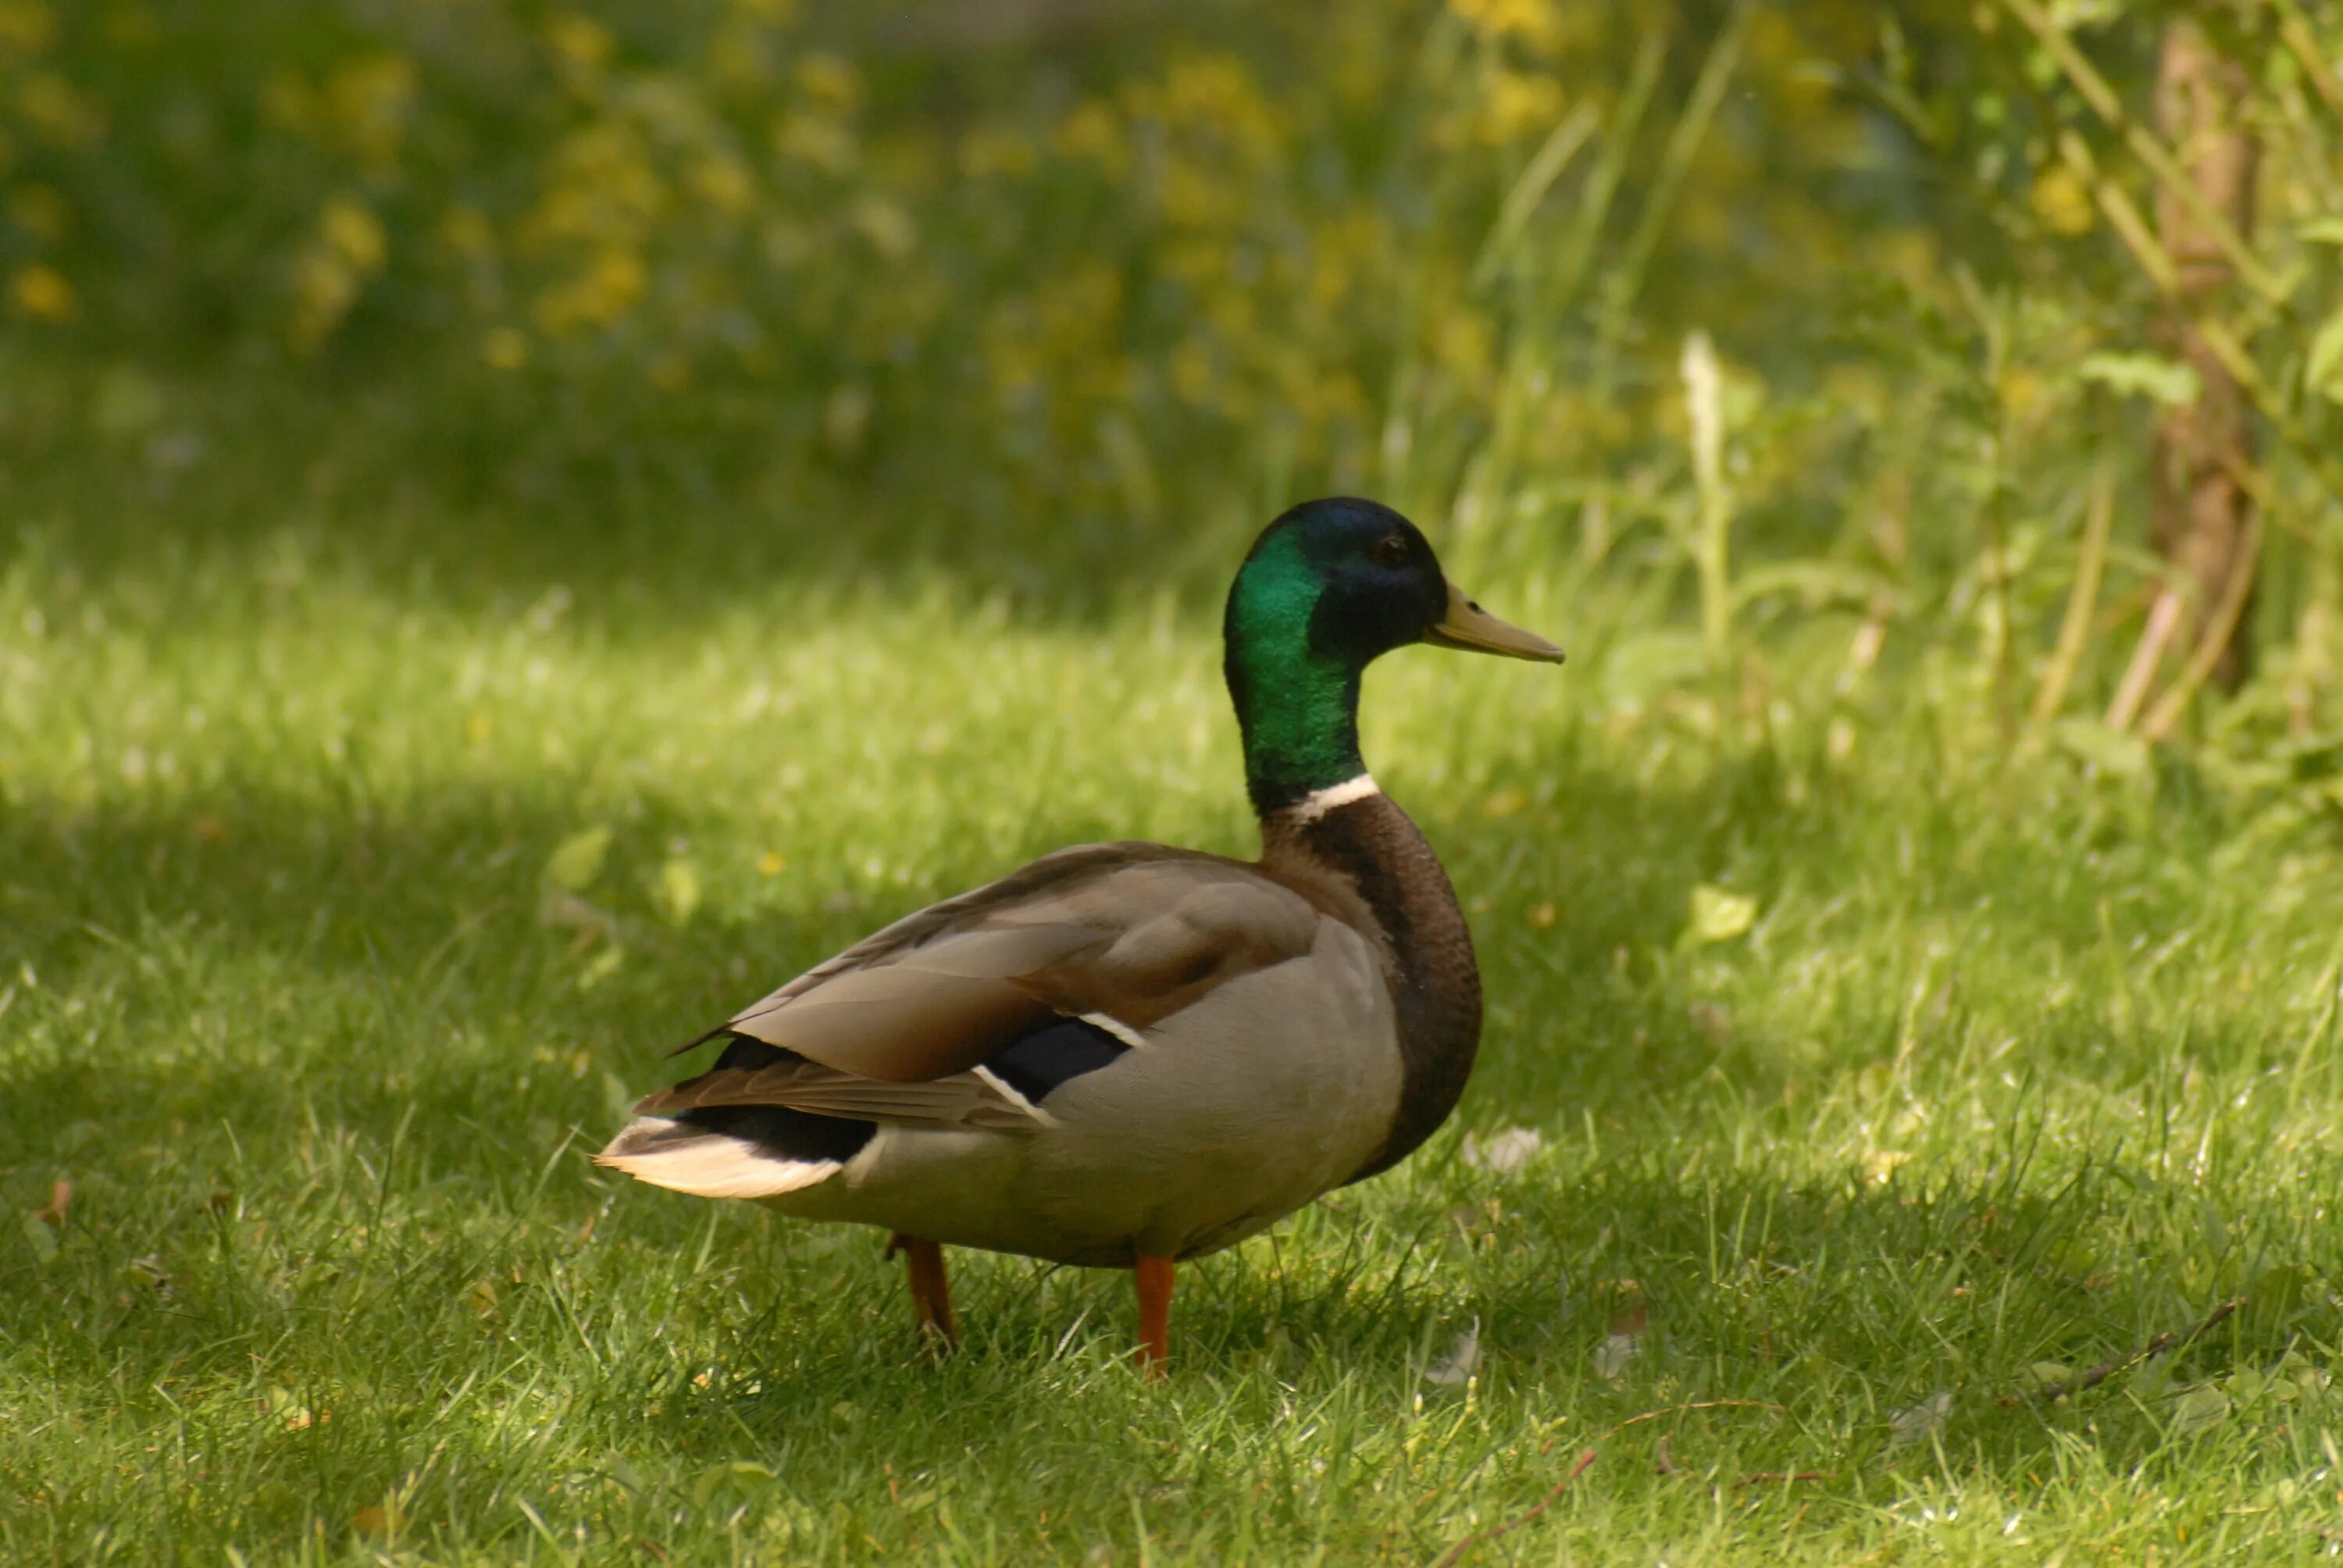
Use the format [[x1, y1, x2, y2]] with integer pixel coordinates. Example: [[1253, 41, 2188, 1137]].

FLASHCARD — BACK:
[[597, 497, 1563, 1372]]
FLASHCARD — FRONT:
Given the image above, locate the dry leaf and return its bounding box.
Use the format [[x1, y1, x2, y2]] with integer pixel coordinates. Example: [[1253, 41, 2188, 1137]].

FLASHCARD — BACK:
[[538, 889, 619, 938], [2023, 1362, 2077, 1393], [273, 1387, 330, 1431], [1526, 902, 1557, 929], [1888, 1390, 1952, 1446], [1462, 1126, 1545, 1176], [2168, 1384, 2230, 1435], [35, 1180, 71, 1227], [351, 1505, 388, 1535], [20, 1210, 58, 1265], [544, 825, 614, 892], [1595, 1298, 1647, 1379], [655, 857, 702, 926], [577, 945, 626, 991], [1685, 884, 1758, 944], [1482, 786, 1529, 818], [1592, 1331, 1639, 1380], [1863, 1150, 1914, 1185], [1424, 1317, 1481, 1387]]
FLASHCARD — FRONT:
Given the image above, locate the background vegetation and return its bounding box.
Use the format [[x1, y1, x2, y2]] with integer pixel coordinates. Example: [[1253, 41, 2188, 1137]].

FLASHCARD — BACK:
[[4, 0, 2342, 1562]]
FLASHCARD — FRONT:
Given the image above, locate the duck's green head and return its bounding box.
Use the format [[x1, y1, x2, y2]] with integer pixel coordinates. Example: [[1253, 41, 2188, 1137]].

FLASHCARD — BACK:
[[1223, 497, 1564, 814]]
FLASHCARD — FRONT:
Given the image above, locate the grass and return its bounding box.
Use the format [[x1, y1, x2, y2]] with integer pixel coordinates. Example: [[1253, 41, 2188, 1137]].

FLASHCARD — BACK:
[[4, 501, 2342, 1566]]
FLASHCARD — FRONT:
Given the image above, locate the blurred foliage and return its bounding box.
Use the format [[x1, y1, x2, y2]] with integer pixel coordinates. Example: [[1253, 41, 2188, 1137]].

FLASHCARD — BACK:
[[1, 0, 2340, 743]]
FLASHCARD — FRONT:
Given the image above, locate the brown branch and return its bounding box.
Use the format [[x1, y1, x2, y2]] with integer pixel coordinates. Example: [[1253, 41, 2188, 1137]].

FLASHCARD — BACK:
[[2142, 509, 2264, 739], [1999, 1295, 2245, 1407], [2268, 0, 2343, 120], [2056, 129, 2177, 292], [1735, 1471, 1832, 1487], [2053, 134, 2343, 497], [1428, 1449, 1597, 1568], [1431, 1402, 1785, 1567], [1999, 0, 2284, 302], [2147, 20, 2262, 695], [2044, 37, 2343, 514], [2030, 447, 2117, 724], [1606, 1398, 1785, 1434], [2107, 587, 2184, 732]]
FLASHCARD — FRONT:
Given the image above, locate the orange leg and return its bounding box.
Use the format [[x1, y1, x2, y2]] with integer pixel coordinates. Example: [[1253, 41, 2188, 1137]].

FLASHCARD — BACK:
[[1133, 1253, 1175, 1379], [886, 1232, 959, 1350]]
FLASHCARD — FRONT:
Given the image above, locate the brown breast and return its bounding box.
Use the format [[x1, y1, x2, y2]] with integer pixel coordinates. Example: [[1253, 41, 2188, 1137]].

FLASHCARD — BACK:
[[1258, 789, 1482, 1181]]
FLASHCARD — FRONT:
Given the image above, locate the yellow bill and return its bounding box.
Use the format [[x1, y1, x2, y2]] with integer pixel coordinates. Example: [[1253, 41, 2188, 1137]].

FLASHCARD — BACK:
[[1422, 580, 1565, 663]]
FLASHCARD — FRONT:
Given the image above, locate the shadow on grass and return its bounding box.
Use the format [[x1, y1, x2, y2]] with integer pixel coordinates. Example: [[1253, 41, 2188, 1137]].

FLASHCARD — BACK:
[[0, 739, 2280, 1193], [4, 757, 2332, 1561], [1, 356, 1271, 625], [644, 1157, 2318, 1494], [0, 727, 2269, 1165]]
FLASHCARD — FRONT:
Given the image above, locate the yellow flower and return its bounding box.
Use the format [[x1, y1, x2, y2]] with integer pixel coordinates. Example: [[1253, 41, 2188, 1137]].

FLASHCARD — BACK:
[[323, 53, 415, 169], [289, 258, 358, 352], [795, 52, 860, 115], [261, 72, 312, 133], [545, 13, 614, 89], [707, 22, 770, 90], [1449, 0, 1567, 51], [547, 13, 612, 66], [958, 129, 1035, 180], [851, 196, 915, 258], [2029, 165, 2094, 237], [9, 184, 67, 241], [288, 198, 387, 351], [0, 0, 58, 53], [690, 155, 756, 219], [483, 327, 529, 370], [1161, 162, 1242, 230], [10, 262, 73, 320], [534, 246, 646, 334], [1128, 55, 1278, 166], [1999, 366, 2041, 416], [20, 73, 102, 144], [320, 198, 387, 271], [1479, 69, 1565, 144], [1169, 340, 1216, 404], [520, 120, 665, 254], [1054, 101, 1128, 175], [772, 109, 854, 173], [439, 205, 494, 256]]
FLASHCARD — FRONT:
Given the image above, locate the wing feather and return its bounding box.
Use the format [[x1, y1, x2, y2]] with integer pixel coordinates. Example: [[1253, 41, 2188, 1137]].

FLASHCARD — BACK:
[[636, 1052, 1039, 1133], [658, 846, 1324, 1106]]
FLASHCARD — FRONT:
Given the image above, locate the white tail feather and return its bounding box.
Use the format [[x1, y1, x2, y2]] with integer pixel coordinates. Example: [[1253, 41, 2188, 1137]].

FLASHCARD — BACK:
[[594, 1117, 841, 1199]]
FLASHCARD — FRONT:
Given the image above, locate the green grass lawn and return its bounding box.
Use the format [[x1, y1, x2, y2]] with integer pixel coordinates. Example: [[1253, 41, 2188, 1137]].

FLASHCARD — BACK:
[[4, 514, 2341, 1566]]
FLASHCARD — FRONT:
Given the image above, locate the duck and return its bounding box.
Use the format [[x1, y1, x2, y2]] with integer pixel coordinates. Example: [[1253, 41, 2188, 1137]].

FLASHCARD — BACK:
[[597, 496, 1564, 1374]]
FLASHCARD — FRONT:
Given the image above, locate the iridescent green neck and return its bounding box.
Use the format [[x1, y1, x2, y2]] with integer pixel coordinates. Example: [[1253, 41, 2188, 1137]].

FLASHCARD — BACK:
[[1223, 537, 1367, 815]]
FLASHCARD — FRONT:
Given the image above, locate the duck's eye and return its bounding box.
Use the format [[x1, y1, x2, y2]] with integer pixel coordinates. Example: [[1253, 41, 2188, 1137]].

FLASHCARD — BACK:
[[1371, 535, 1410, 568]]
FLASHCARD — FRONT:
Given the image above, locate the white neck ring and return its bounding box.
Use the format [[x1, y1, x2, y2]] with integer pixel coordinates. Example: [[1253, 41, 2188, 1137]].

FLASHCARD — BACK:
[[1286, 772, 1381, 825]]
